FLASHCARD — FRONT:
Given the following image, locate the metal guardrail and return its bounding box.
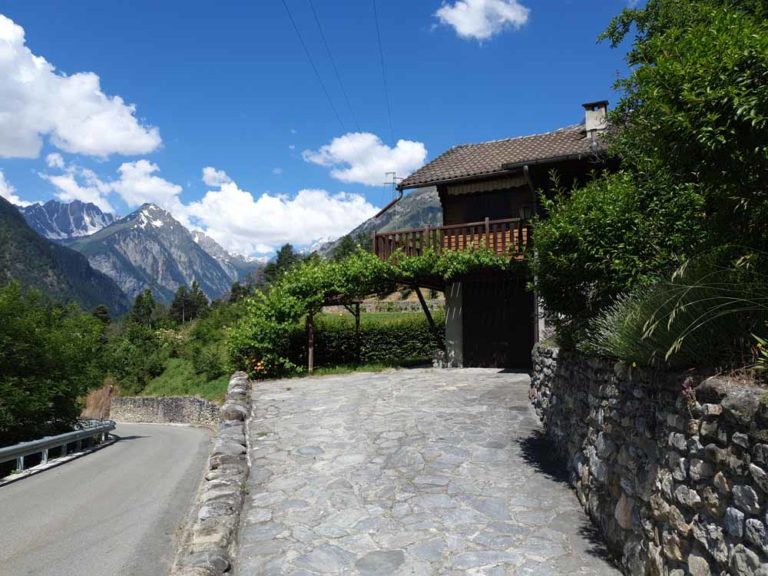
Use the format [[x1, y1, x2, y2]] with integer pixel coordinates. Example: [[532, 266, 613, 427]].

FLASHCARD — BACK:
[[0, 419, 116, 474]]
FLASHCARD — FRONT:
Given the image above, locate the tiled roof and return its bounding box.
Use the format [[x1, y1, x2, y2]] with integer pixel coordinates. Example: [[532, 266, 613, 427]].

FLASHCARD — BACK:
[[399, 124, 605, 190]]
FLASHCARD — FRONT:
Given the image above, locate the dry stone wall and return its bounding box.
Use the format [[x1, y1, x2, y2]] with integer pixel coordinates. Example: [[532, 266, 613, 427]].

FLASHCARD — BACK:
[[172, 372, 251, 576], [110, 396, 219, 426], [531, 344, 768, 575]]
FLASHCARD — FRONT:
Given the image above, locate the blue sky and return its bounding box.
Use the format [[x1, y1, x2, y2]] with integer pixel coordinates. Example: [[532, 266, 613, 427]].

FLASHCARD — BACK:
[[0, 0, 631, 255]]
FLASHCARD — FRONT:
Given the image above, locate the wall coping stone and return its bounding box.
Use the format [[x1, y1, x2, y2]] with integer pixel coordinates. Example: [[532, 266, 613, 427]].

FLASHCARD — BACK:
[[170, 372, 252, 576]]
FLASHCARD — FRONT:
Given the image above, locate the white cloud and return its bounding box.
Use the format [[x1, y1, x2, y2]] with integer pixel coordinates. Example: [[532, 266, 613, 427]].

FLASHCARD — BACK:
[[0, 14, 161, 158], [202, 166, 232, 187], [41, 158, 182, 215], [187, 182, 378, 255], [303, 132, 427, 187], [0, 170, 31, 207], [111, 160, 183, 209], [41, 160, 378, 255], [435, 0, 530, 41], [45, 152, 65, 169], [272, 167, 283, 175]]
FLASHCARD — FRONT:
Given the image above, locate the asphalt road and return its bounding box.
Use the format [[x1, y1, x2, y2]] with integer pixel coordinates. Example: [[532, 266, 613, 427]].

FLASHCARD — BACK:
[[0, 423, 211, 576]]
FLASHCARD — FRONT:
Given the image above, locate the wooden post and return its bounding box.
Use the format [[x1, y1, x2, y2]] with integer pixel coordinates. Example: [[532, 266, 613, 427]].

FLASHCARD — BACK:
[[306, 312, 314, 375], [355, 302, 361, 364], [484, 217, 490, 249], [414, 286, 445, 351]]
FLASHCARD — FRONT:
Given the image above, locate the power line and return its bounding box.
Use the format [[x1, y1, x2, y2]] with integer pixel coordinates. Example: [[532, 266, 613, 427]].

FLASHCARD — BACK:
[[372, 0, 394, 143], [279, 0, 346, 132], [306, 0, 360, 132]]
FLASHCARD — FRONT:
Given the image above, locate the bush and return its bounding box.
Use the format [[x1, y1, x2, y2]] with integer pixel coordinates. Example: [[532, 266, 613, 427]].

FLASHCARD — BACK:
[[533, 172, 706, 343], [287, 312, 444, 368], [0, 283, 104, 446], [587, 255, 768, 369]]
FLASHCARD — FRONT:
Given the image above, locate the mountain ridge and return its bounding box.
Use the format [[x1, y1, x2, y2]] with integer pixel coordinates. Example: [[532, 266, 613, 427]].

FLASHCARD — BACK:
[[21, 199, 115, 240], [0, 196, 130, 314], [69, 204, 235, 303]]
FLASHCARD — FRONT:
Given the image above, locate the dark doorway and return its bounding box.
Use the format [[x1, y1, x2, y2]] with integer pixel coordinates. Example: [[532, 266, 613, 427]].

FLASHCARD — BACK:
[[462, 272, 534, 369]]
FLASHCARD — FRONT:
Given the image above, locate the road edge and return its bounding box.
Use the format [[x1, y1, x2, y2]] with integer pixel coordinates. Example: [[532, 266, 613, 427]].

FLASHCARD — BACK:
[[170, 372, 252, 576]]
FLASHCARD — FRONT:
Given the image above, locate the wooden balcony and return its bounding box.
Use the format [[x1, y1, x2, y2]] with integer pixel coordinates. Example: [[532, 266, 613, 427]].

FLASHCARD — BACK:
[[373, 217, 531, 261]]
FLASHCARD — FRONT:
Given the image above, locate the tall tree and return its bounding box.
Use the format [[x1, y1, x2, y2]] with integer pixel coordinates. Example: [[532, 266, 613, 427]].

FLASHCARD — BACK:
[[189, 281, 209, 319], [130, 288, 156, 327], [170, 285, 190, 324], [264, 243, 302, 284]]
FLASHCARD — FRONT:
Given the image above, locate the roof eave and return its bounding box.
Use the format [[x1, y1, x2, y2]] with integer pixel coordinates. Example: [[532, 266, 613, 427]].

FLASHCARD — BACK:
[[398, 148, 608, 191], [398, 168, 521, 191]]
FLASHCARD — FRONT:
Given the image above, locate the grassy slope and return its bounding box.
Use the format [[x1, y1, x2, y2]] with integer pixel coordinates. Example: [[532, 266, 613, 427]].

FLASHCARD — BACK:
[[141, 358, 229, 403]]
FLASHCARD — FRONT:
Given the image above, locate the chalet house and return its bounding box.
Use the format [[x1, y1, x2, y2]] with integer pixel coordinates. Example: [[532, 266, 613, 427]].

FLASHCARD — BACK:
[[374, 101, 613, 368]]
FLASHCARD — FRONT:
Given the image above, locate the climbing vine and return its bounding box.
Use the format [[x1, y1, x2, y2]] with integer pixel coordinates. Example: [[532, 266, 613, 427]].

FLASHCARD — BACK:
[[229, 247, 527, 378]]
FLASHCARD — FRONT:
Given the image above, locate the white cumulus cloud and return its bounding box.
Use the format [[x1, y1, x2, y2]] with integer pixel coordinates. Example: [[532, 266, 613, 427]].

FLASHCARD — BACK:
[[41, 159, 182, 215], [0, 14, 161, 159], [41, 160, 379, 256], [0, 170, 31, 207], [111, 160, 183, 209], [435, 0, 530, 41], [303, 132, 427, 187], [187, 176, 379, 256], [202, 166, 232, 187], [45, 152, 65, 169]]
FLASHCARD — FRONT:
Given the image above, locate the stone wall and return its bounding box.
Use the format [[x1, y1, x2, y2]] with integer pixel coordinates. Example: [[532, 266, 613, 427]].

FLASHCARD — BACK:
[[531, 344, 768, 575], [172, 372, 252, 576], [110, 396, 219, 427]]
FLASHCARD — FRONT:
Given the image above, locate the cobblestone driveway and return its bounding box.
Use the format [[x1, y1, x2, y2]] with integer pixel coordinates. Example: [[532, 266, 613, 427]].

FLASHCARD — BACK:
[[236, 368, 619, 575]]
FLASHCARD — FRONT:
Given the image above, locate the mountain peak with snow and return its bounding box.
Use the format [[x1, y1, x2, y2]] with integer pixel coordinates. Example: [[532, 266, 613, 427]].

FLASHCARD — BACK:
[[21, 199, 116, 240]]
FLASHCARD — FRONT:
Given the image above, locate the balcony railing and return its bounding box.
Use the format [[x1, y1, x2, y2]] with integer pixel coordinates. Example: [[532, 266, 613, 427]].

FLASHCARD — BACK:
[[373, 217, 531, 261]]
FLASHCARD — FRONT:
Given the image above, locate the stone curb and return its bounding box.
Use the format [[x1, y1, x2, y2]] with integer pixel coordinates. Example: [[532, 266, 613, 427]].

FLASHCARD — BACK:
[[170, 372, 252, 576]]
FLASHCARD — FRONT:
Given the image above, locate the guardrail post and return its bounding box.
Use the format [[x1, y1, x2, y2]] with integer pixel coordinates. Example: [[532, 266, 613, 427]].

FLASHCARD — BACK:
[[16, 455, 24, 472], [42, 449, 48, 465]]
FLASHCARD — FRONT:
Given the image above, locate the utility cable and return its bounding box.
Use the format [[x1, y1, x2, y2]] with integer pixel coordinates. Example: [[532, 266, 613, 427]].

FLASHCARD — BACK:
[[307, 0, 360, 132], [372, 0, 394, 143], [279, 0, 346, 132]]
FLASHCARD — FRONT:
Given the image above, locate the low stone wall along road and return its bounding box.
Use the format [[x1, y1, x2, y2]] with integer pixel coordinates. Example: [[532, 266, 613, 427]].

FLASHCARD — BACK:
[[0, 423, 210, 576], [237, 368, 620, 575]]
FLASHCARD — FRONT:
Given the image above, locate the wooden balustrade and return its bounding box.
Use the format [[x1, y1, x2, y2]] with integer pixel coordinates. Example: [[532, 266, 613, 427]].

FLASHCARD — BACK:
[[373, 217, 531, 261]]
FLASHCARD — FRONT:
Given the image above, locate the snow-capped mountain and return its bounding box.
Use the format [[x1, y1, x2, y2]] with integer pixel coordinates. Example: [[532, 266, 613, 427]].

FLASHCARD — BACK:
[[191, 231, 262, 283], [69, 204, 234, 303], [21, 200, 115, 240]]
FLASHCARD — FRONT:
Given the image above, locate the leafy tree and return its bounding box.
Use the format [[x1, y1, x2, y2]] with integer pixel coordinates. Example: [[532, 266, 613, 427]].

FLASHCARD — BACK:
[[0, 283, 103, 445], [130, 288, 156, 327], [169, 286, 190, 324], [333, 235, 358, 261], [602, 0, 768, 249], [229, 281, 250, 303], [92, 304, 111, 326], [264, 243, 302, 284], [533, 0, 768, 341], [189, 281, 209, 319]]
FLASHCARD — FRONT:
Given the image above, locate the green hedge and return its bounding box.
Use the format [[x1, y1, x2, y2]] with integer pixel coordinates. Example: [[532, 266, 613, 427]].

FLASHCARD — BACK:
[[287, 312, 444, 367]]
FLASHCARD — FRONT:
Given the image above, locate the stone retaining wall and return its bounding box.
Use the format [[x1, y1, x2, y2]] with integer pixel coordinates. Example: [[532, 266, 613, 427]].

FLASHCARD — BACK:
[[171, 372, 251, 576], [110, 396, 219, 426], [531, 344, 768, 575]]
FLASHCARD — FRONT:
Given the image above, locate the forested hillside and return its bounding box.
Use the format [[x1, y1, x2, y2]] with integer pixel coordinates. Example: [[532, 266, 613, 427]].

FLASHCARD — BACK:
[[0, 196, 130, 314]]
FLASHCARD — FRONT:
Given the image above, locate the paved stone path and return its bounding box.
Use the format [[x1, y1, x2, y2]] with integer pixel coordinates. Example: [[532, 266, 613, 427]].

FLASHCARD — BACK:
[[236, 369, 619, 575]]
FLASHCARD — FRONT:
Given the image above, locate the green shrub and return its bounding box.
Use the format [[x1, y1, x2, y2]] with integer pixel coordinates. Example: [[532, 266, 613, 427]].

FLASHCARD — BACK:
[[587, 255, 768, 369], [533, 172, 706, 343], [286, 312, 444, 368], [0, 283, 104, 446]]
